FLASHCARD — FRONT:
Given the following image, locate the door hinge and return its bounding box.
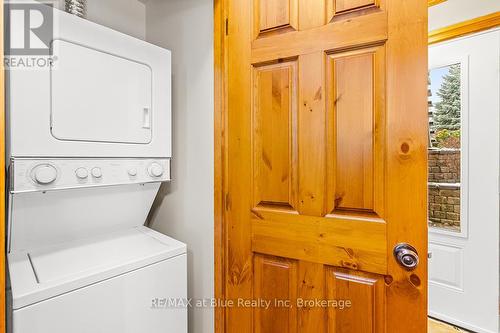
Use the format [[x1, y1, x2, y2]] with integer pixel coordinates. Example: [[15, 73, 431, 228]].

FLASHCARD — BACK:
[[225, 18, 229, 36], [225, 192, 230, 211]]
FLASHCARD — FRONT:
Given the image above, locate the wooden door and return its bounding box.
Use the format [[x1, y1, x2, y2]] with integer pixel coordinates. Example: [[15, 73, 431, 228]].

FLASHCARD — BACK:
[[218, 0, 428, 332]]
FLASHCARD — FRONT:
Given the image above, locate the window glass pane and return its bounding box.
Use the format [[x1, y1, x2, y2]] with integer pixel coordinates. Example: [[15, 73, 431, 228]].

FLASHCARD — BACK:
[[428, 64, 461, 232]]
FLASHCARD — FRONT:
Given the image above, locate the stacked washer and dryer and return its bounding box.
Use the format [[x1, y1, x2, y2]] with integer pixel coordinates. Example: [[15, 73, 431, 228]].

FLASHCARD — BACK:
[[6, 5, 187, 333]]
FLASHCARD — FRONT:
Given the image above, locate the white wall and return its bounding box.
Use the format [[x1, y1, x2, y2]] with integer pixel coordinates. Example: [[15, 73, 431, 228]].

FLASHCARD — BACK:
[[429, 0, 500, 31], [49, 0, 146, 39], [86, 0, 146, 39], [145, 1, 214, 333]]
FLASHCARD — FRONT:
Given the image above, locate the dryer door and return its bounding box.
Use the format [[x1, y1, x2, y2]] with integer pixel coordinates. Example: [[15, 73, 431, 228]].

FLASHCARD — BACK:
[[51, 40, 152, 144]]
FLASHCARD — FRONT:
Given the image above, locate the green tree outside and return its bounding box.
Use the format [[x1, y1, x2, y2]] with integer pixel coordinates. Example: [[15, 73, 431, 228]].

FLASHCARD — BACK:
[[434, 64, 461, 131]]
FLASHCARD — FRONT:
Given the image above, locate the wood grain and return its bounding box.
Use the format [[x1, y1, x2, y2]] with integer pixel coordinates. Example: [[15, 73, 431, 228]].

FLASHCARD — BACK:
[[214, 0, 226, 332], [259, 0, 291, 31], [251, 207, 387, 274], [225, 0, 253, 331], [298, 0, 326, 30], [253, 62, 298, 209], [251, 11, 387, 64], [331, 52, 374, 211], [326, 0, 380, 23], [326, 268, 385, 332], [218, 0, 428, 331], [254, 255, 298, 333], [335, 0, 376, 14], [297, 261, 326, 332], [297, 52, 327, 216], [254, 0, 298, 37], [386, 0, 428, 332], [326, 45, 386, 216]]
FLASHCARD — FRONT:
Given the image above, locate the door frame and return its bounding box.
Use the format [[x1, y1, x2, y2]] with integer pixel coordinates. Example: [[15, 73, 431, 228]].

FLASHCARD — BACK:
[[214, 0, 226, 332], [210, 3, 500, 333]]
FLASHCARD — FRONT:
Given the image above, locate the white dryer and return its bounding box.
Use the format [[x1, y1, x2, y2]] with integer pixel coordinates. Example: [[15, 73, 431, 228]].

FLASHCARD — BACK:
[[6, 4, 186, 333], [7, 2, 171, 158]]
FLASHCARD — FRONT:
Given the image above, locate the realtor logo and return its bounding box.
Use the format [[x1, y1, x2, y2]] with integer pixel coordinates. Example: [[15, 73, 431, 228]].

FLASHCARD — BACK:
[[5, 1, 53, 56]]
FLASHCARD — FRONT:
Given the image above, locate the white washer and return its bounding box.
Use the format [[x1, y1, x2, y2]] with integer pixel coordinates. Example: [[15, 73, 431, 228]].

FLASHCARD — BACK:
[[7, 160, 187, 333], [9, 227, 187, 333]]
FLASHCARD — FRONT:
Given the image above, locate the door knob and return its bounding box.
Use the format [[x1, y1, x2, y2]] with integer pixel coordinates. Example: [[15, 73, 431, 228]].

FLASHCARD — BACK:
[[393, 243, 419, 271]]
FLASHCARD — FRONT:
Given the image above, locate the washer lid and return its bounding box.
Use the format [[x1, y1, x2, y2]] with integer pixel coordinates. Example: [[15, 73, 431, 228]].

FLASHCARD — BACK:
[[8, 226, 186, 309]]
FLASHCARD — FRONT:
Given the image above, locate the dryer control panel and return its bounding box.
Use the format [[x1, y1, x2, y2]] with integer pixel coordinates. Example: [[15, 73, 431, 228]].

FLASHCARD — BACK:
[[10, 158, 171, 193]]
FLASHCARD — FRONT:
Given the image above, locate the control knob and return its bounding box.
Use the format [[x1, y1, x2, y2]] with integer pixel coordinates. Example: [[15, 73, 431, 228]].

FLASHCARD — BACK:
[[91, 167, 102, 178], [147, 162, 164, 178], [128, 168, 138, 177], [75, 167, 89, 180], [32, 164, 57, 185]]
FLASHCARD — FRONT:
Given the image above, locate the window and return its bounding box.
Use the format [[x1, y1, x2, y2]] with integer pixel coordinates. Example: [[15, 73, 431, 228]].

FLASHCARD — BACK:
[[428, 64, 461, 232]]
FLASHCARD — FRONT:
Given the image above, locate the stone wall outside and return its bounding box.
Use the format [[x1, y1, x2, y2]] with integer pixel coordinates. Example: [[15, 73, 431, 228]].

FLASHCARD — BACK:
[[428, 149, 460, 183], [428, 148, 461, 231], [428, 184, 460, 230]]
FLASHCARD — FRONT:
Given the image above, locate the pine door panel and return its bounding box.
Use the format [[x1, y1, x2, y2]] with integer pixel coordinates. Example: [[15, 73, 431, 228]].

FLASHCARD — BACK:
[[253, 62, 298, 209], [224, 0, 427, 331], [254, 0, 298, 36], [331, 0, 378, 15], [326, 46, 385, 215], [326, 268, 385, 332], [251, 209, 387, 273], [254, 255, 298, 333]]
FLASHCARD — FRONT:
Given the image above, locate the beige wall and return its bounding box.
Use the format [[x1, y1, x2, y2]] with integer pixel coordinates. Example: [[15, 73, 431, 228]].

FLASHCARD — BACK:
[[145, 1, 214, 333], [429, 0, 500, 31], [47, 0, 146, 39], [40, 1, 214, 331]]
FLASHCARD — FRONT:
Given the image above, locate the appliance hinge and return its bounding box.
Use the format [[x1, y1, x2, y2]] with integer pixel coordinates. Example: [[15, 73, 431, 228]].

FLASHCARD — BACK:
[[225, 18, 229, 36]]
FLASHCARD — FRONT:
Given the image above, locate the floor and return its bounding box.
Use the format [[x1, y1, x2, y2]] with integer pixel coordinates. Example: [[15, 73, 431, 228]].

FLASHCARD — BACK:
[[428, 318, 470, 333]]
